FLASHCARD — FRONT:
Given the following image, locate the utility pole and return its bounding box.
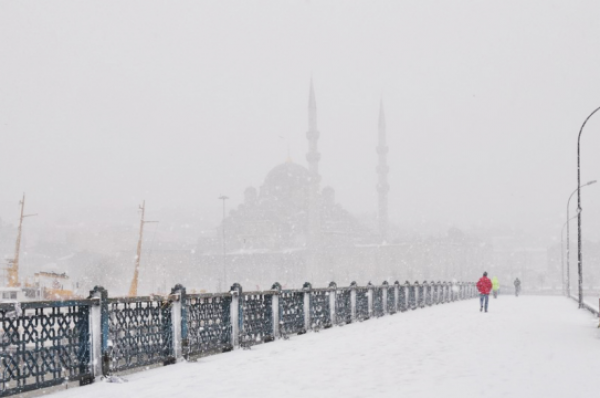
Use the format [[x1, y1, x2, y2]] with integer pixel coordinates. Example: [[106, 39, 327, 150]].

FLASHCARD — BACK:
[[219, 195, 229, 292], [128, 201, 158, 297], [8, 194, 37, 287]]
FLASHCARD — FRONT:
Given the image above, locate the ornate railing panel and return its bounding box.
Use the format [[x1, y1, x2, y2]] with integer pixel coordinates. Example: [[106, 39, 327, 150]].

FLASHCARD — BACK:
[[434, 282, 442, 304], [355, 287, 369, 321], [0, 300, 92, 397], [107, 297, 173, 373], [240, 292, 274, 347], [334, 289, 351, 325], [386, 285, 396, 314], [185, 294, 232, 358], [371, 287, 384, 318], [423, 282, 432, 306], [309, 290, 331, 330], [416, 283, 425, 308], [407, 283, 417, 310], [443, 282, 450, 303], [399, 285, 407, 312], [279, 291, 305, 336]]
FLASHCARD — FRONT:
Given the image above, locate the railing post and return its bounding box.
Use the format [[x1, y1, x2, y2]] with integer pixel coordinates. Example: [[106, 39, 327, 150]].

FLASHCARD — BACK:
[[272, 282, 282, 338], [426, 282, 431, 306], [393, 281, 400, 313], [328, 282, 337, 325], [451, 281, 455, 301], [88, 286, 108, 379], [414, 281, 420, 309], [303, 282, 312, 331], [170, 284, 186, 362], [382, 281, 389, 315], [367, 282, 374, 317], [230, 283, 242, 348], [442, 282, 446, 302], [350, 281, 357, 322]]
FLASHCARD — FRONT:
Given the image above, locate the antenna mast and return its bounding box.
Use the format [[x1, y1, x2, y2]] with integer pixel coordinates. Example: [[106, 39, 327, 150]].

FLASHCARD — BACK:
[[8, 194, 37, 287], [128, 201, 157, 296]]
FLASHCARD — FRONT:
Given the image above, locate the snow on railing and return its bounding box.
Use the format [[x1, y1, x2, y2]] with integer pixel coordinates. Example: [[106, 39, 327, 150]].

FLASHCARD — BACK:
[[0, 280, 476, 397]]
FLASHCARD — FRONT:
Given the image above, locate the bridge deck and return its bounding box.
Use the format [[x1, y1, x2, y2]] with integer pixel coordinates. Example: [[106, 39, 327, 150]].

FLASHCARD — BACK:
[[49, 296, 600, 398]]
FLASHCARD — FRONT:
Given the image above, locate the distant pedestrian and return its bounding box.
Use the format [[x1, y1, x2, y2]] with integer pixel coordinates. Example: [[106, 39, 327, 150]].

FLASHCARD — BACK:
[[492, 276, 500, 298], [514, 278, 521, 297], [476, 272, 492, 312]]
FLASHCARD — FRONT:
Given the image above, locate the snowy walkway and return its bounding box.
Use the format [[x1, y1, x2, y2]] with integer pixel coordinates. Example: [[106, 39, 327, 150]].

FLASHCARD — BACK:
[[48, 296, 600, 398]]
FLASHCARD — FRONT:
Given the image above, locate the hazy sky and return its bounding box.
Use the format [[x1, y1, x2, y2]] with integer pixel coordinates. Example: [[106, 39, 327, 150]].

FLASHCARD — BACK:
[[2, 1, 600, 244]]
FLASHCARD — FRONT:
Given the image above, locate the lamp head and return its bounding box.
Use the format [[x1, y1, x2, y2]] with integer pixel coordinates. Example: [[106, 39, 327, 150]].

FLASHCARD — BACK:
[[587, 180, 597, 186]]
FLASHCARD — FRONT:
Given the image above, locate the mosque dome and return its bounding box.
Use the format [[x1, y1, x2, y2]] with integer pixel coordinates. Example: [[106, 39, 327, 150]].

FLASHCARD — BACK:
[[262, 162, 310, 207]]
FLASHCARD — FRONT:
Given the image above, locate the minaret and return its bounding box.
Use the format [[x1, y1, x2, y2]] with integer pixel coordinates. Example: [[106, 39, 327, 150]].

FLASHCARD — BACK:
[[306, 79, 321, 276], [377, 100, 390, 241], [306, 78, 321, 176]]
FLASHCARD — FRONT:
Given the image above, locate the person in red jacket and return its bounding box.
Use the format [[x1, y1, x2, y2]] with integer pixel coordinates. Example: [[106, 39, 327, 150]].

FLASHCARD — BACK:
[[476, 272, 493, 312]]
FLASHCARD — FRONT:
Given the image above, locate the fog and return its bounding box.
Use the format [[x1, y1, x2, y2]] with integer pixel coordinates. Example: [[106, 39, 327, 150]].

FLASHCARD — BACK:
[[2, 1, 600, 295]]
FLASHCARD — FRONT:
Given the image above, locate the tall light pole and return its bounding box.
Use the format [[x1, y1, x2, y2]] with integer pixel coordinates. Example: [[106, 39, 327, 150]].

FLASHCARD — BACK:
[[219, 195, 229, 292], [566, 180, 596, 297], [577, 106, 600, 308], [561, 214, 578, 296]]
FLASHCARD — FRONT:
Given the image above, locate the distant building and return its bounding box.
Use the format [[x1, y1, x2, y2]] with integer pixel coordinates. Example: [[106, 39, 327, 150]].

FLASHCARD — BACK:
[[191, 81, 490, 291]]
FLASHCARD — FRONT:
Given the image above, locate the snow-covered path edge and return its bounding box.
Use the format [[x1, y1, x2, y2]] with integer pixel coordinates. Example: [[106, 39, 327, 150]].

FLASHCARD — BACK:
[[39, 296, 600, 398]]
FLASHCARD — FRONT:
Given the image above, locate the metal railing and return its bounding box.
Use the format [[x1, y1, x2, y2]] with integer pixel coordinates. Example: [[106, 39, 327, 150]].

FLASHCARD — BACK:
[[0, 299, 94, 396], [106, 296, 173, 372], [185, 292, 233, 358], [0, 280, 476, 396]]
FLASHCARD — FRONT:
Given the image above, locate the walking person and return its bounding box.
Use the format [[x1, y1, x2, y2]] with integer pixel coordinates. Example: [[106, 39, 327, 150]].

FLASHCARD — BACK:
[[514, 278, 521, 297], [476, 272, 492, 312], [492, 276, 500, 298]]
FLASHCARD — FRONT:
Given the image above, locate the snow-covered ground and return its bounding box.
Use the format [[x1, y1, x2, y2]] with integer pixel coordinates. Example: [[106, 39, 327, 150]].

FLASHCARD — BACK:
[[47, 296, 600, 398]]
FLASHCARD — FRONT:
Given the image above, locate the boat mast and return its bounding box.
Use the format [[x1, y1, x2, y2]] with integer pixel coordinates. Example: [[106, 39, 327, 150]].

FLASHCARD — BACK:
[[128, 201, 157, 296]]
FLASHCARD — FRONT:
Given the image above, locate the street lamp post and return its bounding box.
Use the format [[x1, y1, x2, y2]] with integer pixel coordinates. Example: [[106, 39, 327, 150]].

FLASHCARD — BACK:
[[561, 214, 578, 296], [218, 195, 229, 292], [577, 106, 600, 308], [566, 180, 596, 298]]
